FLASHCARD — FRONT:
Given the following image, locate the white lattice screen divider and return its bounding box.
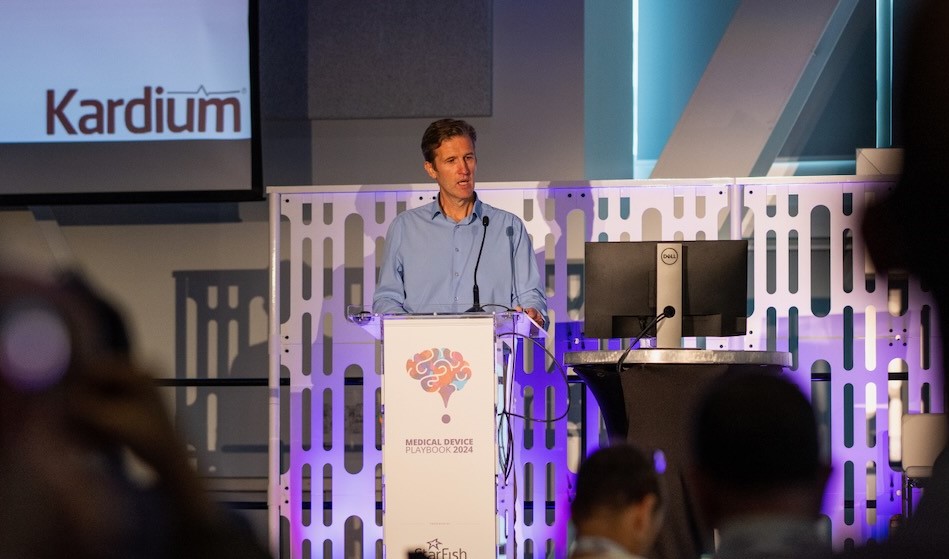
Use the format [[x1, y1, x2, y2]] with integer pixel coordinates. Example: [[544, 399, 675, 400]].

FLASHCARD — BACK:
[[741, 176, 944, 543], [268, 175, 941, 558]]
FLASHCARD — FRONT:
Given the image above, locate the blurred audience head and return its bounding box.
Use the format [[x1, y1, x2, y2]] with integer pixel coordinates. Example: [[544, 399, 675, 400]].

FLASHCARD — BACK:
[[1, 267, 272, 558], [689, 371, 829, 527], [0, 268, 135, 557], [570, 443, 665, 557], [0, 268, 129, 429], [56, 269, 132, 356]]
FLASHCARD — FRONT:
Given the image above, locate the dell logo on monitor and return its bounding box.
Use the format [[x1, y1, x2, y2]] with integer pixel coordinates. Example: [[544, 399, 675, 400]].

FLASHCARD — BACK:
[[660, 247, 679, 265]]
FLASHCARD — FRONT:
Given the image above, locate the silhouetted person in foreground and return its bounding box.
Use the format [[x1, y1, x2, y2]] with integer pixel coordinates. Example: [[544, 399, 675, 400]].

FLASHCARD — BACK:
[[689, 371, 831, 559], [847, 1, 949, 557], [0, 269, 271, 559], [569, 443, 665, 559]]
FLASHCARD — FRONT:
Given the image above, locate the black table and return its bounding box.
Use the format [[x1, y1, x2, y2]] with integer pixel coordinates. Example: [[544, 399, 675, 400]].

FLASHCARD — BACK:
[[565, 348, 791, 559]]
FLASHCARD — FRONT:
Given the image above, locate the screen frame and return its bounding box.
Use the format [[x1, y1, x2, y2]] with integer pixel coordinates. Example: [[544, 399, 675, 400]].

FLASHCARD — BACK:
[[0, 0, 263, 206], [582, 239, 750, 340]]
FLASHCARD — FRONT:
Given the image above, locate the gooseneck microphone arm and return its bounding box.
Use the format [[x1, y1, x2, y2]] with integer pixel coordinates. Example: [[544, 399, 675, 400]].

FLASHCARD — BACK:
[[615, 305, 676, 373], [467, 215, 490, 312]]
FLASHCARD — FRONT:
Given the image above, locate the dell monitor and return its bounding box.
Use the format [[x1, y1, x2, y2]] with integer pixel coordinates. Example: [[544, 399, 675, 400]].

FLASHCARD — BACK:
[[583, 240, 749, 346]]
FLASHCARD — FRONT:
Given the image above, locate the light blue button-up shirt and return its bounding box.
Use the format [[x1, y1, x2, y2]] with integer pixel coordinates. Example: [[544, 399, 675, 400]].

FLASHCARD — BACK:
[[372, 196, 548, 325]]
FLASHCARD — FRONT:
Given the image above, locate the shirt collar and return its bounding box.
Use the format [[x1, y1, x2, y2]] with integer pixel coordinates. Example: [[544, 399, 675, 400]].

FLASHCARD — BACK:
[[431, 192, 483, 224]]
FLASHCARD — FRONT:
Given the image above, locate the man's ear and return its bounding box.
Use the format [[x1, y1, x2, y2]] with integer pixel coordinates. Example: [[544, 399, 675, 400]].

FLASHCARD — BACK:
[[633, 494, 659, 528], [424, 161, 437, 179], [626, 494, 662, 555]]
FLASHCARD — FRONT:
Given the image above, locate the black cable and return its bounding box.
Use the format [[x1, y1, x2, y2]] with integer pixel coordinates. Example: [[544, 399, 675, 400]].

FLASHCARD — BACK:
[[499, 326, 518, 556], [496, 327, 516, 484], [494, 326, 567, 557], [484, 310, 561, 556], [498, 332, 571, 423], [615, 305, 676, 374]]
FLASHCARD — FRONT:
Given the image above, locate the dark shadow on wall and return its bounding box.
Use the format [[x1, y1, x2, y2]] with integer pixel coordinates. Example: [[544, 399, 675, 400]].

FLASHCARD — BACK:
[[172, 265, 293, 479]]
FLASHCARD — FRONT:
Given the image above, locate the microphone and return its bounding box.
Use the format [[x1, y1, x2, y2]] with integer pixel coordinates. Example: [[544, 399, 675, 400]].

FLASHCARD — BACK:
[[467, 215, 490, 312], [615, 306, 676, 373]]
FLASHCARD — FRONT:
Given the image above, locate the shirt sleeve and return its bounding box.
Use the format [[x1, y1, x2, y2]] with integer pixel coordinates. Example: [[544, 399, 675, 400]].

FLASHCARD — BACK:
[[509, 218, 549, 326], [372, 216, 408, 314]]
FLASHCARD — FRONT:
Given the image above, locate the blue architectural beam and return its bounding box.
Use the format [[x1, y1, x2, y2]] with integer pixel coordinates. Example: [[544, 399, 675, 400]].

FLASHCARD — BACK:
[[650, 0, 860, 178]]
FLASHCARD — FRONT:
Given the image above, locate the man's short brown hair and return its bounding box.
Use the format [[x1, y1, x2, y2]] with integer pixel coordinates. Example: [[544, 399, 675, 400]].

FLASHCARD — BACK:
[[420, 119, 477, 164]]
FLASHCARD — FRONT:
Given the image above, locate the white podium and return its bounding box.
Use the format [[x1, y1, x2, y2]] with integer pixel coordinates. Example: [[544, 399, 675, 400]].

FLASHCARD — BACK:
[[350, 311, 545, 559]]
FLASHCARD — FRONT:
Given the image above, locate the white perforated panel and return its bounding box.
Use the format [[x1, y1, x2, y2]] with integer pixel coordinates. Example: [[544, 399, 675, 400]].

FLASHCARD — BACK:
[[269, 176, 941, 557]]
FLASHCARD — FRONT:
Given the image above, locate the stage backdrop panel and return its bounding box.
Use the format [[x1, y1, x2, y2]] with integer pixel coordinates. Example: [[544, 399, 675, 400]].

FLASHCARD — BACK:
[[267, 175, 940, 557], [308, 1, 492, 119]]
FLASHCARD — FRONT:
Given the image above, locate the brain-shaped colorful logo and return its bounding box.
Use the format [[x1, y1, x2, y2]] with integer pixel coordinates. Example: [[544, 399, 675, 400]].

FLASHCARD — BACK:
[[406, 347, 472, 408]]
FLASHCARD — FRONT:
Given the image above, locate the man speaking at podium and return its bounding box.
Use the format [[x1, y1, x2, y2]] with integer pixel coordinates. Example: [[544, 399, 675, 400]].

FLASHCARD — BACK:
[[372, 118, 547, 328]]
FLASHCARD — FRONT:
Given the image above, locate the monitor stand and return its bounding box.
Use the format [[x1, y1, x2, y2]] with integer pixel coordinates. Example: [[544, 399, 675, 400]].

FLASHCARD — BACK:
[[656, 242, 682, 348]]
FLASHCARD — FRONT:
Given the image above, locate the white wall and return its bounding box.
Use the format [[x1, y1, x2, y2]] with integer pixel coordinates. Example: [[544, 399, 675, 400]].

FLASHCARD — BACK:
[[0, 203, 271, 378]]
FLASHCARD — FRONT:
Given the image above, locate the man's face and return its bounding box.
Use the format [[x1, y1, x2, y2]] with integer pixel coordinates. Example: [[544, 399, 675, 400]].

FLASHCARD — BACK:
[[424, 134, 477, 204]]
